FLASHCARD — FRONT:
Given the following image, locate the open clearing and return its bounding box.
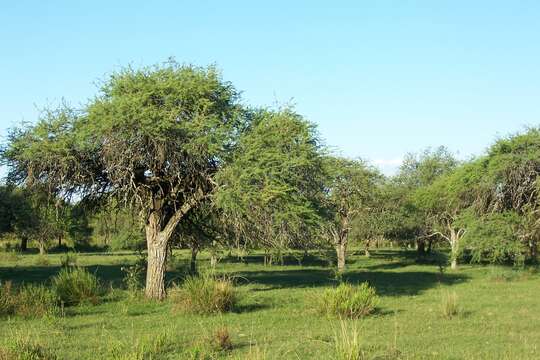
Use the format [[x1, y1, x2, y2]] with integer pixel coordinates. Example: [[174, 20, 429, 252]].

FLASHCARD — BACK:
[[1, 249, 539, 359]]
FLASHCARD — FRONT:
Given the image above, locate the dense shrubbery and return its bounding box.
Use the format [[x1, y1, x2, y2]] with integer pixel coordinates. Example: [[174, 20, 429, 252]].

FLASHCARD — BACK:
[[52, 267, 102, 306], [320, 282, 378, 319], [170, 272, 237, 314]]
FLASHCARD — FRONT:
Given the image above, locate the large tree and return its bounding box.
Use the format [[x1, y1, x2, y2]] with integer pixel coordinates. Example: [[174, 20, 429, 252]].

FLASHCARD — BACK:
[[2, 62, 244, 299]]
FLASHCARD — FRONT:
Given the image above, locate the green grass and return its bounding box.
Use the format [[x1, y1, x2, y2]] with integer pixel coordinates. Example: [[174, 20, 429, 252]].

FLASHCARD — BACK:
[[0, 249, 539, 359]]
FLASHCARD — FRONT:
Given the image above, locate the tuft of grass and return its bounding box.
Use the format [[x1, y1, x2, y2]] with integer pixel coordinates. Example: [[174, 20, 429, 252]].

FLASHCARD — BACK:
[[59, 252, 78, 268], [0, 281, 58, 318], [320, 282, 378, 319], [108, 332, 176, 360], [0, 337, 58, 360], [332, 320, 364, 360], [441, 290, 461, 319], [33, 256, 50, 267], [52, 267, 102, 306], [0, 251, 19, 263], [170, 272, 237, 315], [213, 326, 233, 351]]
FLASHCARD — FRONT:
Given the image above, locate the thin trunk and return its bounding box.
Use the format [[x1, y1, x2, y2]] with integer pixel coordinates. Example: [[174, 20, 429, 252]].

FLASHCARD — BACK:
[[416, 238, 426, 257], [58, 235, 62, 247], [190, 246, 198, 274], [450, 229, 459, 270], [427, 238, 433, 254], [364, 239, 371, 258], [20, 236, 28, 252], [38, 241, 46, 255], [210, 254, 217, 269]]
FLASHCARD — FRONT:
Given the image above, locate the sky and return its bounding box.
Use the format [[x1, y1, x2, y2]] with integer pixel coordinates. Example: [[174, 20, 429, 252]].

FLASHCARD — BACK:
[[1, 0, 539, 175]]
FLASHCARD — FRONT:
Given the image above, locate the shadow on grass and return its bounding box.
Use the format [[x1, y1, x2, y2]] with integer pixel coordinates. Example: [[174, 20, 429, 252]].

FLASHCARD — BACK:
[[235, 268, 468, 297]]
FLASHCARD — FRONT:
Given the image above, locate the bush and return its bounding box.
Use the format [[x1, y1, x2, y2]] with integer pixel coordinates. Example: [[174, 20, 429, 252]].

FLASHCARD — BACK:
[[170, 272, 236, 314], [52, 267, 102, 306], [0, 282, 58, 318], [213, 326, 233, 351], [320, 282, 378, 319]]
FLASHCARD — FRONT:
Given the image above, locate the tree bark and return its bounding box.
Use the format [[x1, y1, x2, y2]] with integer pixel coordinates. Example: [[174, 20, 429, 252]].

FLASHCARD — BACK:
[[416, 238, 426, 257], [144, 211, 168, 300], [449, 228, 459, 270], [38, 241, 46, 255], [336, 242, 347, 272]]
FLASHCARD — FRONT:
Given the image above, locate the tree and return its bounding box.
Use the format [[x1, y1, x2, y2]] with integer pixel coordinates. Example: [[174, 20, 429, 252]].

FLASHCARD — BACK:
[[414, 161, 481, 269], [2, 62, 244, 299], [393, 146, 459, 256], [324, 157, 380, 272], [216, 108, 326, 266]]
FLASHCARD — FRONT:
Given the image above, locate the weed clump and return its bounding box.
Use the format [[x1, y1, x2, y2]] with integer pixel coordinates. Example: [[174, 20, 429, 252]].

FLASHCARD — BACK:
[[52, 267, 102, 306], [170, 272, 236, 314], [441, 291, 461, 319], [0, 338, 58, 360], [320, 282, 378, 319], [0, 281, 58, 318]]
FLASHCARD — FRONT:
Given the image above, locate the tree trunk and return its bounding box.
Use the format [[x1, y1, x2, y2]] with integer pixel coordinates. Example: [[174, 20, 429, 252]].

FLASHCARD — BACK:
[[20, 236, 28, 252], [364, 240, 371, 258], [416, 238, 426, 257], [144, 214, 168, 301], [190, 246, 198, 274], [58, 235, 62, 247], [38, 241, 46, 255], [336, 242, 347, 272], [449, 229, 459, 270], [210, 254, 217, 269]]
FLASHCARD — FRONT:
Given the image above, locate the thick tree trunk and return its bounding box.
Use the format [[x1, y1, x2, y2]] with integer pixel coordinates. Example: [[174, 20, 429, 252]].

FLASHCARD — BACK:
[[145, 235, 168, 300], [144, 213, 168, 300], [336, 242, 347, 272]]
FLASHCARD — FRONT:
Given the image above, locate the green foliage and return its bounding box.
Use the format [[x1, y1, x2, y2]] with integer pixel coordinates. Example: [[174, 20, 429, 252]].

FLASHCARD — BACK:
[[170, 272, 236, 314], [216, 107, 326, 252], [52, 267, 102, 306], [121, 252, 147, 296], [459, 210, 524, 264], [320, 282, 378, 319]]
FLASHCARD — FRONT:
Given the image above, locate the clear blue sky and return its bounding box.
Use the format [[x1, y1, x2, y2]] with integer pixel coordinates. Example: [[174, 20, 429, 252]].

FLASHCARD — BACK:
[[1, 0, 539, 174]]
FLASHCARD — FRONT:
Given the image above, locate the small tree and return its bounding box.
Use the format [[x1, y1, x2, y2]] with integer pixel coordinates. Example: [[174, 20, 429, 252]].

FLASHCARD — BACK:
[[324, 157, 380, 272], [216, 108, 326, 265]]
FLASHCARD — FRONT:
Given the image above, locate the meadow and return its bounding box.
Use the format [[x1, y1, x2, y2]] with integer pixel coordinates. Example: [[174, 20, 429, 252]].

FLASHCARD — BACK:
[[1, 249, 539, 359]]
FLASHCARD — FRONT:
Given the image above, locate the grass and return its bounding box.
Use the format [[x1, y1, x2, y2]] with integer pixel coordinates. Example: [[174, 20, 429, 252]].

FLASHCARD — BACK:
[[0, 249, 539, 359]]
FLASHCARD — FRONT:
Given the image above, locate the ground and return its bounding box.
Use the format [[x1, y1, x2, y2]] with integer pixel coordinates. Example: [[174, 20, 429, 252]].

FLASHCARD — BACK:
[[0, 249, 539, 359]]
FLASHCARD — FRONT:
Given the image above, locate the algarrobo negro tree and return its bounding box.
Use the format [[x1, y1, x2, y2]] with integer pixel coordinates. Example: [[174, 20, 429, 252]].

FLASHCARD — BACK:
[[2, 62, 243, 299]]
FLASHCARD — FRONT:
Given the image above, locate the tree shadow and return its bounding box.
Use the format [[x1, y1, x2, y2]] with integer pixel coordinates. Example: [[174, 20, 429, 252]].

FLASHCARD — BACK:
[[234, 268, 468, 297]]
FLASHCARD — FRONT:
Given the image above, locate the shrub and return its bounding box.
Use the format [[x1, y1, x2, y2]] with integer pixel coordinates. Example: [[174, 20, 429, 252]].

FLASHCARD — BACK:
[[121, 253, 146, 297], [320, 282, 378, 319], [441, 291, 460, 319], [170, 272, 236, 314], [33, 256, 50, 267], [52, 267, 102, 306], [13, 284, 58, 318]]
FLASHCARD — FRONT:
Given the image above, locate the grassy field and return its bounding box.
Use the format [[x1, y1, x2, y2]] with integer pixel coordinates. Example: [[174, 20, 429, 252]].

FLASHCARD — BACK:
[[1, 249, 539, 359]]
